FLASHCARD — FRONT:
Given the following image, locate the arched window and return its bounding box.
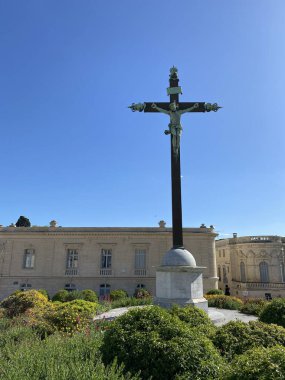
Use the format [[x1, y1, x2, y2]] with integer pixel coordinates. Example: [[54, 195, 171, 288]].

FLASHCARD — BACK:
[[100, 283, 111, 297], [259, 261, 269, 283], [240, 262, 246, 282], [217, 266, 221, 281], [24, 249, 35, 269], [65, 283, 76, 292], [20, 283, 32, 291]]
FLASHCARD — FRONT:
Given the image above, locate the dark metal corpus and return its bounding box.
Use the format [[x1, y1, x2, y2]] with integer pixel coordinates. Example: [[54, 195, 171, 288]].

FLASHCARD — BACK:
[[129, 67, 221, 250]]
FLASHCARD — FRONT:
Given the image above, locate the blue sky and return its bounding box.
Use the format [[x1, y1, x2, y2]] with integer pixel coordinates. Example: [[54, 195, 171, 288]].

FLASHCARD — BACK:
[[0, 0, 284, 238]]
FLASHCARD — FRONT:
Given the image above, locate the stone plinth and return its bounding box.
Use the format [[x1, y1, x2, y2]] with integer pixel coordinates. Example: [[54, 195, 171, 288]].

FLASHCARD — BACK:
[[155, 247, 208, 312]]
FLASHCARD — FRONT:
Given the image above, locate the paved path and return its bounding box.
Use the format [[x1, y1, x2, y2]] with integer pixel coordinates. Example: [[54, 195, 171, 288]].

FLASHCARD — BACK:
[[94, 306, 258, 326]]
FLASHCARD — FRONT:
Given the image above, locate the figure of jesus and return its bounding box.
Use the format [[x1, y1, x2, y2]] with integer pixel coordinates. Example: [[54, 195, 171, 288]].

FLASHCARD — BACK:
[[151, 101, 199, 154]]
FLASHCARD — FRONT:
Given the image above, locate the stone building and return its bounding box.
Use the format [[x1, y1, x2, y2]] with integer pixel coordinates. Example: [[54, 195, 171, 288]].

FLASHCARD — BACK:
[[0, 222, 218, 299], [216, 234, 285, 299]]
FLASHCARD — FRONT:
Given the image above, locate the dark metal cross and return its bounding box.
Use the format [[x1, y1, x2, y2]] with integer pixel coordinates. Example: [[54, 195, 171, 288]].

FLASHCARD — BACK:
[[129, 67, 221, 250]]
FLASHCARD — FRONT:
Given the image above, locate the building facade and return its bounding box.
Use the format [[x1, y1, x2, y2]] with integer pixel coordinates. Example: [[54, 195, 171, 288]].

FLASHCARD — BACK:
[[0, 223, 218, 299], [216, 234, 285, 299]]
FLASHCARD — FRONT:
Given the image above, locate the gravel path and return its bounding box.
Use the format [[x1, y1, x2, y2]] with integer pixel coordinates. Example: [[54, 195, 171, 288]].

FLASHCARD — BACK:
[[94, 305, 258, 326]]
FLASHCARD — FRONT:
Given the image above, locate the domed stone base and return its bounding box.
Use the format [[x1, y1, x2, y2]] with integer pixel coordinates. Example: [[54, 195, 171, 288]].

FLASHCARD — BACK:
[[162, 247, 196, 267], [155, 265, 208, 312]]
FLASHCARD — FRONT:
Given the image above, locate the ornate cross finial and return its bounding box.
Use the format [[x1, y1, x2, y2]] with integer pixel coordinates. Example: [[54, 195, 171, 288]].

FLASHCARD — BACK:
[[169, 66, 178, 79]]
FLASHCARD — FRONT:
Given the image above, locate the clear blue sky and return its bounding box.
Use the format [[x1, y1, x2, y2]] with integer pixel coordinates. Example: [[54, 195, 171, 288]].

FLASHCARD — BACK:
[[0, 0, 284, 238]]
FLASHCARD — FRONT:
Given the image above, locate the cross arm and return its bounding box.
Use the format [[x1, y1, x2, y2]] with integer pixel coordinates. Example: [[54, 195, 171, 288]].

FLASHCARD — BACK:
[[128, 102, 221, 113]]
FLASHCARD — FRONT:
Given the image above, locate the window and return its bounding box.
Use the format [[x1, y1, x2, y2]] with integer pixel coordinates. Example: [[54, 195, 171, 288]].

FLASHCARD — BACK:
[[20, 283, 32, 291], [259, 261, 269, 283], [99, 283, 111, 298], [66, 249, 78, 269], [222, 266, 227, 283], [217, 266, 221, 281], [223, 249, 225, 258], [100, 249, 112, 276], [24, 249, 35, 269], [281, 263, 285, 283], [136, 284, 145, 289], [219, 250, 221, 258], [101, 249, 112, 268], [65, 283, 76, 292], [240, 262, 246, 282], [135, 249, 146, 275]]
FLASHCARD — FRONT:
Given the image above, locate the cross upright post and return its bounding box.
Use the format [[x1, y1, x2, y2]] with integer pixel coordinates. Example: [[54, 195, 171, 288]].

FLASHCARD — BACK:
[[129, 67, 221, 251]]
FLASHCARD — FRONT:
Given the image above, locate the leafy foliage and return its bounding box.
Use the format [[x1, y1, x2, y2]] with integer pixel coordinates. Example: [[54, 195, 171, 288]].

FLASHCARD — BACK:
[[0, 326, 139, 380], [259, 298, 285, 328], [110, 289, 128, 301], [205, 295, 243, 310], [15, 216, 31, 227], [212, 320, 285, 360], [225, 345, 285, 380], [101, 306, 225, 380], [47, 300, 98, 333], [169, 304, 216, 336], [1, 290, 49, 318], [206, 289, 223, 295], [52, 289, 98, 303], [239, 298, 268, 316]]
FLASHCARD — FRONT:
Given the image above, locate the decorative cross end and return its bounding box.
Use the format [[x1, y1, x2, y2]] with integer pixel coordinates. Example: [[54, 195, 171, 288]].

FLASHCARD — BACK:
[[128, 103, 146, 112], [204, 103, 222, 112]]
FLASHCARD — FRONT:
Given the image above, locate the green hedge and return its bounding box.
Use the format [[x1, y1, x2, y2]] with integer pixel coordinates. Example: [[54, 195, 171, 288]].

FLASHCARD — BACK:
[[205, 295, 243, 310], [225, 345, 285, 380], [259, 298, 285, 328], [239, 298, 269, 316], [212, 320, 285, 360], [101, 306, 225, 380]]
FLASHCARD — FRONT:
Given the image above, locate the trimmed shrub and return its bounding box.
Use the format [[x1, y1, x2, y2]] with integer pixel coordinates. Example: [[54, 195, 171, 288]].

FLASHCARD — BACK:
[[101, 306, 225, 380], [109, 297, 153, 309], [80, 289, 98, 302], [212, 320, 285, 360], [47, 300, 98, 333], [259, 298, 285, 328], [1, 290, 49, 318], [110, 289, 128, 301], [206, 289, 223, 295], [239, 298, 268, 316], [133, 288, 150, 299], [52, 289, 69, 302], [169, 305, 216, 337], [205, 295, 243, 310], [225, 345, 285, 380], [65, 290, 83, 302]]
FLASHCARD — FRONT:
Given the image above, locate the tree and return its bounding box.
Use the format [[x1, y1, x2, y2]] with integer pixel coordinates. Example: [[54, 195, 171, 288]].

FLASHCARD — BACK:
[[15, 216, 31, 227]]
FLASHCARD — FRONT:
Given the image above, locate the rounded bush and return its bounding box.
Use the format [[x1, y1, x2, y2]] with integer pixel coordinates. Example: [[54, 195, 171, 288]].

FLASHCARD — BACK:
[[110, 289, 128, 301], [205, 295, 243, 310], [101, 306, 225, 380], [52, 289, 69, 302], [206, 289, 223, 295], [1, 290, 49, 318], [169, 304, 216, 336], [47, 299, 98, 333], [239, 298, 268, 316], [259, 298, 285, 328], [212, 320, 285, 360], [80, 289, 98, 302], [37, 289, 49, 300], [226, 345, 285, 380]]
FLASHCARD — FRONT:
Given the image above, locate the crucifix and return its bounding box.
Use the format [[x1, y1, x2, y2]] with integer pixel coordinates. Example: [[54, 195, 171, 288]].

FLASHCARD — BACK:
[[129, 66, 221, 250]]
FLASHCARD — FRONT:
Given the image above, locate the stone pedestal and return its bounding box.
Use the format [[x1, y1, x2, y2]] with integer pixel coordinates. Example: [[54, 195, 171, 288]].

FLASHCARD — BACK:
[[155, 247, 208, 312]]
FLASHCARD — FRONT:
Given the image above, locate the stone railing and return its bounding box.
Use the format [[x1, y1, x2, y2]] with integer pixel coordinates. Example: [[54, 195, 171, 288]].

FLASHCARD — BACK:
[[65, 269, 78, 276], [100, 268, 112, 276], [233, 280, 285, 289], [134, 269, 146, 276]]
